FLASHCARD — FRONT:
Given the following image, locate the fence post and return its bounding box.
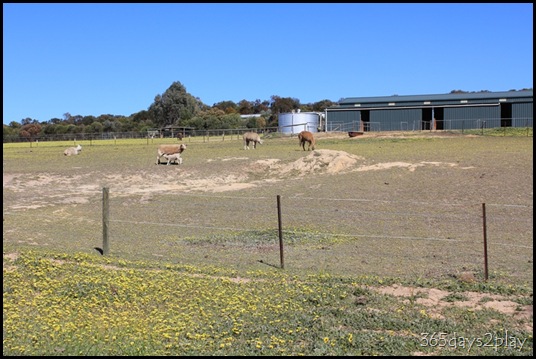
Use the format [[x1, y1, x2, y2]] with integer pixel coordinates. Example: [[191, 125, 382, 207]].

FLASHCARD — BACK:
[[102, 187, 110, 255], [482, 203, 488, 281], [277, 195, 284, 269]]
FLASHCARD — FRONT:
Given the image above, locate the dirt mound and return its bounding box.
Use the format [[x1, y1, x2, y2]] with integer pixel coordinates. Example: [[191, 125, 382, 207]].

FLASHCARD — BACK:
[[256, 149, 364, 177]]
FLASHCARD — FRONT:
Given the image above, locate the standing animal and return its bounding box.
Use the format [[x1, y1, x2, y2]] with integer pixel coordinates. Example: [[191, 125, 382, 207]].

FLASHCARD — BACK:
[[64, 144, 82, 156], [162, 153, 183, 165], [243, 132, 263, 150], [156, 143, 187, 164], [298, 131, 315, 151]]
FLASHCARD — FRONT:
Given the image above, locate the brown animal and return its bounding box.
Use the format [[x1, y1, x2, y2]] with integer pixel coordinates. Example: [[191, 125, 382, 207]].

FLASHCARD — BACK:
[[298, 131, 315, 151], [156, 143, 187, 164], [243, 132, 263, 150]]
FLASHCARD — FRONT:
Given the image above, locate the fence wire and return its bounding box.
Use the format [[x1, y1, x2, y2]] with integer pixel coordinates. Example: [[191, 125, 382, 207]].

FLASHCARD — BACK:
[[3, 191, 533, 283]]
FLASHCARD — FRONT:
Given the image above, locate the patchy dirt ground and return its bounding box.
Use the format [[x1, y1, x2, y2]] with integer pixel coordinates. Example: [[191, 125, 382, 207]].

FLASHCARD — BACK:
[[3, 133, 532, 279], [3, 148, 473, 207], [374, 284, 532, 332], [3, 133, 533, 337]]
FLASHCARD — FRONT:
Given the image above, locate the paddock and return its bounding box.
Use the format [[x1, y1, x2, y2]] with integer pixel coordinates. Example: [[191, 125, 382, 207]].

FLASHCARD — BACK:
[[2, 132, 533, 286]]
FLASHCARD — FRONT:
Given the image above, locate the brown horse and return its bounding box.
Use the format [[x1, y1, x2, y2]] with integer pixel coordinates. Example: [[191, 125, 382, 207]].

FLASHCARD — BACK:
[[298, 131, 315, 151]]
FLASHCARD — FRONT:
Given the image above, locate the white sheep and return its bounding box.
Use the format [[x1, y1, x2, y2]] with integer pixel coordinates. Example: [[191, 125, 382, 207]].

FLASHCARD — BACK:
[[243, 132, 263, 150], [156, 143, 187, 164], [162, 153, 183, 165], [64, 144, 82, 156]]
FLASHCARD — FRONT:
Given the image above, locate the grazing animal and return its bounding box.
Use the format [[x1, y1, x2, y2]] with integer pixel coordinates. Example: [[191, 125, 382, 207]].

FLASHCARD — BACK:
[[162, 153, 183, 165], [156, 143, 187, 164], [298, 131, 315, 151], [64, 144, 82, 156], [243, 132, 263, 150]]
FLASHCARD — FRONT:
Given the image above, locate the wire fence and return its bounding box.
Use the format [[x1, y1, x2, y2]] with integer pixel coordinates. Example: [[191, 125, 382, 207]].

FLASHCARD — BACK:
[[4, 116, 533, 143], [2, 127, 280, 143], [6, 187, 531, 283], [327, 117, 533, 134]]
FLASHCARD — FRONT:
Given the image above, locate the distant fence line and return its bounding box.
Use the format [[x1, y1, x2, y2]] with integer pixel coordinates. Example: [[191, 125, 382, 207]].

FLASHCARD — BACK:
[[3, 117, 533, 143], [327, 117, 533, 133], [2, 127, 279, 143]]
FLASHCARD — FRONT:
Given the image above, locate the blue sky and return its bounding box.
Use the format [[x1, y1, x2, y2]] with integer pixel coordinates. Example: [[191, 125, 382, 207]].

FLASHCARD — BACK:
[[3, 3, 533, 125]]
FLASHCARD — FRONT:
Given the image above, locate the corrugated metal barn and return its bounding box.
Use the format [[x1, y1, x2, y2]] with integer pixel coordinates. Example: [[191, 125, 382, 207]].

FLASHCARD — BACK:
[[325, 90, 533, 132]]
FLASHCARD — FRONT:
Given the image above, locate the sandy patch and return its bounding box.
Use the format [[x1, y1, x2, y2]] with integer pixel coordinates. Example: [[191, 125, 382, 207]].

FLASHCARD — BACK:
[[3, 149, 469, 210], [373, 284, 533, 330]]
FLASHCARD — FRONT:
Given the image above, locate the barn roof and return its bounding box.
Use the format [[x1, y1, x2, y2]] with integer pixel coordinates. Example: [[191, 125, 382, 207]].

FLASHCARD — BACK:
[[338, 90, 533, 107]]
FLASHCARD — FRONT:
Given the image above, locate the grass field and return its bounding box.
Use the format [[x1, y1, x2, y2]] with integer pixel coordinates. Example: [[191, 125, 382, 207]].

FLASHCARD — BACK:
[[3, 130, 533, 355]]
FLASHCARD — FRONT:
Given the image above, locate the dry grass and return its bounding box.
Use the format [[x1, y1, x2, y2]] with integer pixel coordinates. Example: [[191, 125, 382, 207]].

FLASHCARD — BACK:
[[3, 131, 533, 286]]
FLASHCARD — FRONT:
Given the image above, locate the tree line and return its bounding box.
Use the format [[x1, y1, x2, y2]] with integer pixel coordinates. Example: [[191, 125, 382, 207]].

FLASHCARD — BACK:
[[4, 82, 531, 142], [3, 81, 337, 142]]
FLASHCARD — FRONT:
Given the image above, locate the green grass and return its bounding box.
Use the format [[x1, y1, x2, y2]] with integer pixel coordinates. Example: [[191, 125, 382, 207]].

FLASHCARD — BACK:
[[3, 131, 533, 355], [3, 249, 533, 356]]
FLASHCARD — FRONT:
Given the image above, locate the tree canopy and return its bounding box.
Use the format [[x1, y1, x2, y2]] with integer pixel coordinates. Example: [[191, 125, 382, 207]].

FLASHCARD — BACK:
[[6, 82, 526, 141]]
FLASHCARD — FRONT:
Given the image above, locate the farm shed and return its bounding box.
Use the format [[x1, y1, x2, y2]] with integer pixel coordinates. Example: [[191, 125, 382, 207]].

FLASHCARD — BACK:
[[325, 90, 533, 132]]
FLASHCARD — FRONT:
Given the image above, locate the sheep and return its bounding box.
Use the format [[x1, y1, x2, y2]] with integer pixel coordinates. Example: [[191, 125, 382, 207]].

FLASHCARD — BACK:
[[243, 132, 263, 150], [162, 152, 183, 165], [298, 131, 315, 151], [156, 143, 187, 164], [64, 144, 82, 156]]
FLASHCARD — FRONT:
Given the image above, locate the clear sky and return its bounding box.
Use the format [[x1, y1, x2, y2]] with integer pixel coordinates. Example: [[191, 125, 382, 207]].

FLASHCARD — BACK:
[[3, 3, 533, 125]]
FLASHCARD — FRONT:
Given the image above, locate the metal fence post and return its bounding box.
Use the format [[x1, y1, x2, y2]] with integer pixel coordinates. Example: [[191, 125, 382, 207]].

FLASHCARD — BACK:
[[277, 195, 284, 269], [103, 187, 110, 255]]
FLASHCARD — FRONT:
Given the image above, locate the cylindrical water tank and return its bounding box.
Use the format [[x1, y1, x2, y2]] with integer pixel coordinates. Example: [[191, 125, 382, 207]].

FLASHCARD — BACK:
[[278, 112, 319, 134]]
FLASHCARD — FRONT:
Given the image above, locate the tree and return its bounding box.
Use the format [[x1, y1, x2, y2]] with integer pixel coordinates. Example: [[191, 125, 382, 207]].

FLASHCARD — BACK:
[[270, 96, 300, 114], [8, 121, 21, 129], [148, 81, 201, 128], [3, 124, 19, 139], [238, 99, 253, 114], [21, 117, 33, 126], [82, 115, 96, 126], [311, 99, 336, 112], [252, 99, 270, 114], [63, 112, 73, 124], [213, 100, 238, 114], [19, 122, 42, 141], [87, 121, 104, 133]]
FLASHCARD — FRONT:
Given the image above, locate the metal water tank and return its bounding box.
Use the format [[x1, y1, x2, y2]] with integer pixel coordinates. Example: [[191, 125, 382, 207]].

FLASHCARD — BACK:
[[278, 112, 319, 134]]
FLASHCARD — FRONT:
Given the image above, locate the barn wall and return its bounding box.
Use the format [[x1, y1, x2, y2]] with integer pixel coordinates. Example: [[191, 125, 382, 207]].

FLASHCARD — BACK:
[[325, 110, 360, 131], [325, 91, 532, 132], [512, 102, 533, 122], [370, 109, 422, 131], [443, 105, 500, 129]]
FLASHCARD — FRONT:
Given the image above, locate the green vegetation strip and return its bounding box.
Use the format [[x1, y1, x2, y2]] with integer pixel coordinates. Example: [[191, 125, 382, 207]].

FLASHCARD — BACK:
[[3, 249, 532, 356]]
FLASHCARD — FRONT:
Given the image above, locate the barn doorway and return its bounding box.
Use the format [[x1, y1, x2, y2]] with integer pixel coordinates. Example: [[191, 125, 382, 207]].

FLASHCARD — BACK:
[[422, 108, 432, 130], [433, 107, 444, 130], [361, 110, 370, 131], [500, 103, 512, 127]]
